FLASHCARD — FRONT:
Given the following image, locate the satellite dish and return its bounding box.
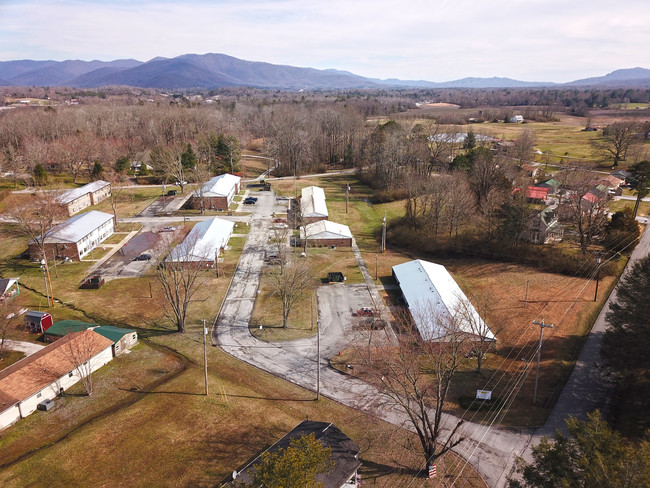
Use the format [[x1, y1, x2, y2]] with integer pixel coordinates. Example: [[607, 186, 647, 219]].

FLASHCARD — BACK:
[[232, 470, 237, 480]]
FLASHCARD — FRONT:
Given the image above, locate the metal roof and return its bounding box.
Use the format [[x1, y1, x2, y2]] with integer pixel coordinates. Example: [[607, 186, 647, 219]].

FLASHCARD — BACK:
[[45, 320, 98, 337], [195, 173, 241, 198], [392, 259, 495, 342], [301, 186, 328, 218], [37, 210, 114, 244], [300, 220, 352, 240], [58, 180, 109, 204], [167, 217, 234, 263], [94, 326, 136, 343]]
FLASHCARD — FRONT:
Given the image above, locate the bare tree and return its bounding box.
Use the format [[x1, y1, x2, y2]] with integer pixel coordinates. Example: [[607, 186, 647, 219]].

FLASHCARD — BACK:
[[558, 169, 609, 254], [269, 260, 313, 328], [149, 144, 188, 193], [0, 300, 21, 359], [455, 294, 497, 374], [591, 121, 639, 167], [156, 231, 207, 332], [509, 129, 537, 168], [270, 224, 291, 275], [59, 329, 109, 396], [356, 308, 470, 469]]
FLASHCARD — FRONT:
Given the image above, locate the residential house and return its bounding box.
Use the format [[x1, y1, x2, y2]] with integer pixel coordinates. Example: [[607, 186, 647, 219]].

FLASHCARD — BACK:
[[392, 259, 496, 342], [525, 207, 564, 244], [191, 174, 241, 211], [510, 115, 524, 123], [523, 186, 549, 203], [57, 180, 111, 216], [0, 277, 19, 301], [535, 178, 562, 195], [0, 329, 113, 430], [28, 210, 114, 261], [300, 220, 352, 247], [42, 320, 137, 356], [93, 326, 138, 356], [24, 311, 53, 333], [230, 421, 361, 488], [165, 217, 234, 268]]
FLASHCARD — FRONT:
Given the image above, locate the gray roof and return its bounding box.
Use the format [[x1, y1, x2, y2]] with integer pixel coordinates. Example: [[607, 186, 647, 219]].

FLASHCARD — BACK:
[[58, 180, 110, 204], [37, 210, 114, 244], [301, 220, 352, 240], [231, 421, 360, 488], [301, 186, 328, 218], [195, 174, 241, 198]]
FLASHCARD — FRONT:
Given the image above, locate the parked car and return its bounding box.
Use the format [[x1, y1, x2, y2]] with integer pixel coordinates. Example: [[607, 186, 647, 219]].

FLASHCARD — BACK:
[[243, 197, 257, 205], [357, 307, 375, 317], [166, 190, 177, 196], [160, 226, 176, 232], [133, 253, 152, 261]]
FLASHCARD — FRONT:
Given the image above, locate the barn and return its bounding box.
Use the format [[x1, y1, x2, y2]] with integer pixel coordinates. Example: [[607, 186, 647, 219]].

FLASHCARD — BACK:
[[0, 329, 113, 430], [392, 259, 496, 342], [43, 320, 98, 342], [191, 174, 241, 211], [166, 217, 235, 268], [300, 220, 352, 247], [28, 210, 115, 261]]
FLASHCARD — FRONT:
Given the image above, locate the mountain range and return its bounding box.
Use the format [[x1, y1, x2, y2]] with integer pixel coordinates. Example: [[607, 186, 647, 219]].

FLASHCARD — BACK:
[[1, 53, 649, 90]]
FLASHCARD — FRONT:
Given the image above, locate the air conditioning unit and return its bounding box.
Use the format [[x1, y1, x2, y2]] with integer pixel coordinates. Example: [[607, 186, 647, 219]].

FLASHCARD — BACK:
[[37, 399, 54, 411]]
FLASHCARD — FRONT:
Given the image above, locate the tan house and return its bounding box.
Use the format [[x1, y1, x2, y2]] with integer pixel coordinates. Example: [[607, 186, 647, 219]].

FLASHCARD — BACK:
[[525, 207, 564, 244]]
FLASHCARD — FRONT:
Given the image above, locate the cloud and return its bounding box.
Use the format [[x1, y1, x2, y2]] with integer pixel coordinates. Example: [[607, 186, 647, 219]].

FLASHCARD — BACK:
[[0, 0, 648, 82]]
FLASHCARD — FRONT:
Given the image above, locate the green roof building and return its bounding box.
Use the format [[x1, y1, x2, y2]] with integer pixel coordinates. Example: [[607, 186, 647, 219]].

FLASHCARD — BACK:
[[44, 320, 98, 341]]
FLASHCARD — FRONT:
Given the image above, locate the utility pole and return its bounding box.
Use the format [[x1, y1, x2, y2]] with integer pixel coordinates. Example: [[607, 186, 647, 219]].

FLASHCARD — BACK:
[[524, 279, 530, 308], [316, 318, 320, 400], [345, 183, 349, 213], [381, 211, 386, 253], [532, 319, 554, 403], [594, 256, 601, 301], [203, 319, 209, 396]]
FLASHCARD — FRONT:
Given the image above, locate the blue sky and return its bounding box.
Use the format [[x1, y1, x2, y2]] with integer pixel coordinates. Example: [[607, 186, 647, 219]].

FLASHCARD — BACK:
[[0, 0, 648, 82]]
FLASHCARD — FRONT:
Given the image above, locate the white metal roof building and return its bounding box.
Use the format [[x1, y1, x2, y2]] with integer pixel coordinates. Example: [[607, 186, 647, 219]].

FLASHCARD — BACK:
[[166, 217, 234, 265], [39, 211, 114, 245], [57, 180, 110, 205], [196, 174, 241, 199], [301, 186, 328, 219], [300, 220, 352, 240], [392, 259, 495, 342]]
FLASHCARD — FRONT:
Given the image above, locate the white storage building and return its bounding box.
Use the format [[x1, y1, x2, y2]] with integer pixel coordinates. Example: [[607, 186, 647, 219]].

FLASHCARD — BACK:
[[300, 186, 329, 223], [300, 220, 352, 247], [392, 259, 496, 342], [166, 217, 235, 268]]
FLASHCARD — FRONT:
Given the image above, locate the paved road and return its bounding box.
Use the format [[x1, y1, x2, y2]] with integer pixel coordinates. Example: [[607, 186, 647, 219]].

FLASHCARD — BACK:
[[212, 196, 535, 487]]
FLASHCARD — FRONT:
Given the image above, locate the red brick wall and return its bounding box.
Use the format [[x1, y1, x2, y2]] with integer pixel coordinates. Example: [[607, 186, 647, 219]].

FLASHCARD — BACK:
[[29, 242, 80, 261], [305, 237, 352, 247], [190, 196, 229, 211]]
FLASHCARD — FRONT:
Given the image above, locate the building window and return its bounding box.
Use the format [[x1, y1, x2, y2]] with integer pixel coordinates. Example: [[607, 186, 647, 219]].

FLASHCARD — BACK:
[[37, 392, 42, 398], [69, 372, 73, 377]]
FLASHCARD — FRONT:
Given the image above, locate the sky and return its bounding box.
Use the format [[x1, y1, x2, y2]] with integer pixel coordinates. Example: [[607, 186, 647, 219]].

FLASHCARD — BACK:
[[0, 0, 648, 83]]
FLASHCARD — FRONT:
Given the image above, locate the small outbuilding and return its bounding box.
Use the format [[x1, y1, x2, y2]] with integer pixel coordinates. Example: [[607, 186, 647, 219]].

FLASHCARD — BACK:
[[300, 186, 329, 224], [24, 311, 53, 333], [300, 221, 352, 247], [229, 420, 361, 488]]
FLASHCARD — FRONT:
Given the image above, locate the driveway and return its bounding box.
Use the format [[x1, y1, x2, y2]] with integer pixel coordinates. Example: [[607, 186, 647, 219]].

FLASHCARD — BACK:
[[3, 340, 44, 357]]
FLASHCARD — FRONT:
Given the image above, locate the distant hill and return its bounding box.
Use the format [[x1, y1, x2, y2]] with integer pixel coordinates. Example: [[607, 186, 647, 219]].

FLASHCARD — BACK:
[[565, 67, 650, 87], [0, 53, 648, 90]]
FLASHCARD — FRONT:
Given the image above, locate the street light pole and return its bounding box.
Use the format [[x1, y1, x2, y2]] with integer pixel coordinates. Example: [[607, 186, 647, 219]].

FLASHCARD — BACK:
[[203, 319, 209, 396], [381, 211, 386, 253], [532, 319, 554, 404]]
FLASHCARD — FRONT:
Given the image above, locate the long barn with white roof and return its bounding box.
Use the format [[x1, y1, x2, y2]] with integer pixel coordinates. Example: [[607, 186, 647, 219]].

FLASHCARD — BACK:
[[392, 259, 496, 342], [166, 217, 234, 268]]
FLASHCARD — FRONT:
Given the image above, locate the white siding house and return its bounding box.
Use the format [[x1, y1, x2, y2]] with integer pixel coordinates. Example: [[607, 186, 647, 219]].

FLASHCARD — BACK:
[[0, 329, 114, 430], [29, 210, 115, 261]]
